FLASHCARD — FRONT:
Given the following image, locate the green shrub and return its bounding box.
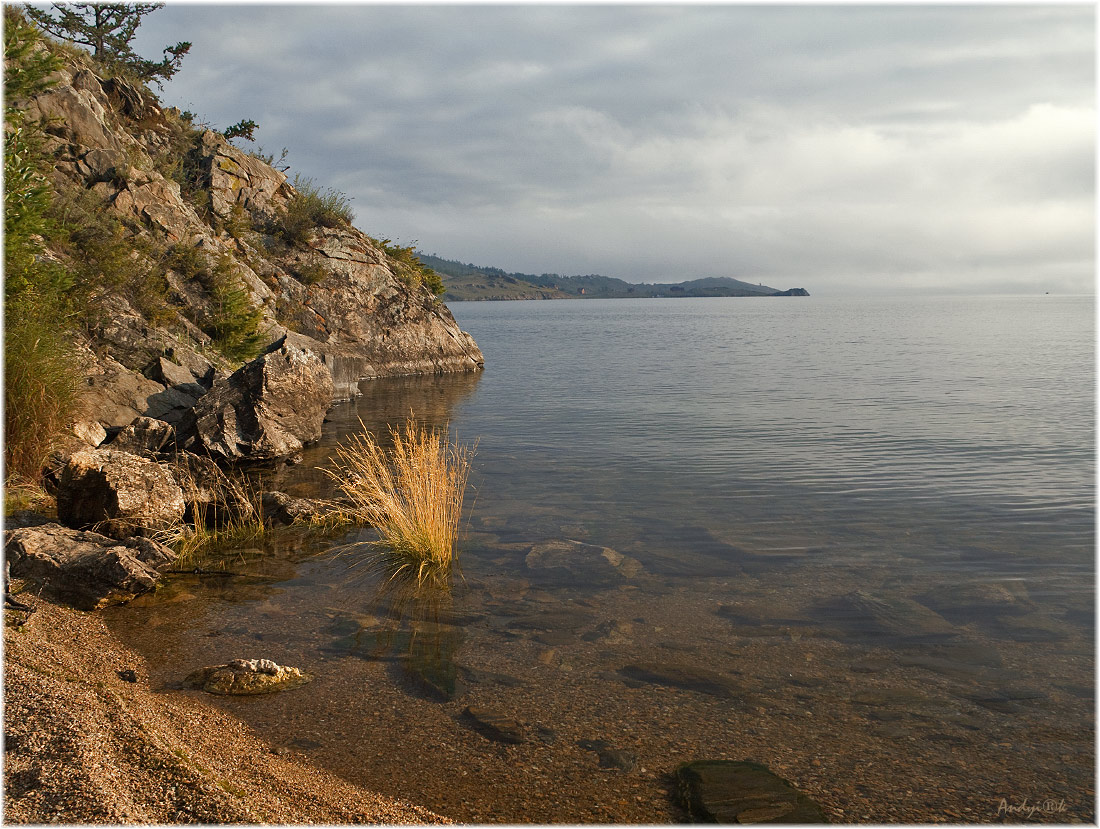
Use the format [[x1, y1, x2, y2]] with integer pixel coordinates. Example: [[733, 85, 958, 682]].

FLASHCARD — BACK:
[[202, 254, 266, 363], [277, 175, 354, 247], [294, 260, 330, 285], [5, 293, 84, 484], [372, 238, 446, 296]]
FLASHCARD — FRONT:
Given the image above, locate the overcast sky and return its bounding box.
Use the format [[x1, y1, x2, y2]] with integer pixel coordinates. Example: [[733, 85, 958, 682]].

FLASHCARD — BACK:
[[132, 4, 1095, 295]]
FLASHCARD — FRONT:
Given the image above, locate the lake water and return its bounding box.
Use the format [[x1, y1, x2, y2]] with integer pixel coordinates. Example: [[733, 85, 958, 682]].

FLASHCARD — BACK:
[[107, 295, 1095, 823]]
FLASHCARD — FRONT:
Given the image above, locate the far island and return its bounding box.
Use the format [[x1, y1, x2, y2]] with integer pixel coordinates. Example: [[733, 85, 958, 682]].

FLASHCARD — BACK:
[[420, 254, 810, 302]]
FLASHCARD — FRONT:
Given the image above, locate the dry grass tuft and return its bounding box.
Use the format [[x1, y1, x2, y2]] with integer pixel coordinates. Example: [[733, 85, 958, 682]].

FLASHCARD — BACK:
[[324, 418, 474, 584]]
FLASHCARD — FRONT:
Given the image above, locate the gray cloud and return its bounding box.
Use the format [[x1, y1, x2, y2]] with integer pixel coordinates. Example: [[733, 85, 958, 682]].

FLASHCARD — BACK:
[[133, 4, 1094, 294]]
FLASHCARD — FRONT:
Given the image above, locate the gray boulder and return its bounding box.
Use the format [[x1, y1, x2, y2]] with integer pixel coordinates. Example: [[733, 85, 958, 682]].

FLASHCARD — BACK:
[[109, 416, 175, 456], [179, 344, 335, 463], [5, 523, 175, 610], [57, 448, 186, 538]]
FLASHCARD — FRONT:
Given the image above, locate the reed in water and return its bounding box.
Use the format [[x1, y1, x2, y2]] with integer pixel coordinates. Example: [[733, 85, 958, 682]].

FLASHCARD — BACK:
[[326, 417, 474, 584]]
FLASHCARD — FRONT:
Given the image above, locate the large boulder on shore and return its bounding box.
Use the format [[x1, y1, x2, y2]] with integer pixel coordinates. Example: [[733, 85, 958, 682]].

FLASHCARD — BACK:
[[57, 448, 186, 539], [179, 344, 334, 463], [5, 523, 176, 610]]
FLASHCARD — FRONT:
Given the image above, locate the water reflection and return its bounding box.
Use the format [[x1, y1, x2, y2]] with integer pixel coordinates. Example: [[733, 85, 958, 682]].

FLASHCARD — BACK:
[[262, 371, 481, 501], [324, 546, 465, 701]]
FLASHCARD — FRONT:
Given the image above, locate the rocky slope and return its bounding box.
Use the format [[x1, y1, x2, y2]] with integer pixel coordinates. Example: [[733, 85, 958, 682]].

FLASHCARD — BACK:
[[19, 49, 483, 430]]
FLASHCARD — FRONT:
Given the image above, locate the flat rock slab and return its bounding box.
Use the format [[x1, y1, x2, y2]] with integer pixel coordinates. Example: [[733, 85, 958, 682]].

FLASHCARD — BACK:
[[676, 760, 828, 823], [619, 662, 741, 699], [184, 658, 312, 695], [5, 523, 175, 610], [463, 706, 525, 744]]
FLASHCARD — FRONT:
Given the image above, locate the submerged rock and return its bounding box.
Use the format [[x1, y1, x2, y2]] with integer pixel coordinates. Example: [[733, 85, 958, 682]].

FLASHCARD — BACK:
[[618, 662, 741, 699], [5, 523, 175, 610], [525, 539, 642, 587], [675, 759, 828, 823], [821, 590, 958, 643], [463, 706, 525, 744], [56, 448, 186, 538], [184, 658, 312, 695]]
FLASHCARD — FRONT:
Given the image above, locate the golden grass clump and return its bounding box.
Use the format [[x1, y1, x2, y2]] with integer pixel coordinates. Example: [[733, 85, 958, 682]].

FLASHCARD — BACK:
[[325, 418, 474, 584]]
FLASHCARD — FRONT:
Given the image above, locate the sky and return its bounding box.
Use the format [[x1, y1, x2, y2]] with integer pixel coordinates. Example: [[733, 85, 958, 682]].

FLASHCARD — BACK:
[[129, 3, 1095, 296]]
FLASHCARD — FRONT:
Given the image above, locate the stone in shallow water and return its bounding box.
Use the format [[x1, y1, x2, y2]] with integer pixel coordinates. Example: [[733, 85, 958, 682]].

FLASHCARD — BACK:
[[525, 539, 642, 586], [463, 706, 525, 744], [822, 590, 958, 642], [618, 662, 741, 699], [184, 658, 312, 695], [676, 760, 828, 823]]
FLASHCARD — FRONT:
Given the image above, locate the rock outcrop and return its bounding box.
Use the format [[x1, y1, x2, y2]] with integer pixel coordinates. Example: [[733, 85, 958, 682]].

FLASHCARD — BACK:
[[5, 524, 176, 610], [178, 344, 335, 463], [18, 50, 483, 432], [56, 448, 186, 539]]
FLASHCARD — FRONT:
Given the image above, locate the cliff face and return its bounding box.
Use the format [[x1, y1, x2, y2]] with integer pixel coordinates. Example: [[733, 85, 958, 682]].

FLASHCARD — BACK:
[[20, 54, 482, 426]]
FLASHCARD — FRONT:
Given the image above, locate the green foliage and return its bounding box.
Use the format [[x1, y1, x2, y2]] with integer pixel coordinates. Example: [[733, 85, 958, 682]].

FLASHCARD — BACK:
[[4, 293, 84, 484], [294, 260, 330, 285], [223, 118, 258, 142], [202, 254, 267, 363], [276, 175, 354, 246], [4, 10, 84, 484], [374, 238, 446, 296], [165, 245, 265, 362], [25, 3, 190, 88], [49, 183, 173, 324]]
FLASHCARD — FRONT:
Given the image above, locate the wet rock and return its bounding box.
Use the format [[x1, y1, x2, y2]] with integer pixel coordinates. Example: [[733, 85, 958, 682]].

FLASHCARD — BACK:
[[118, 669, 138, 683], [618, 662, 741, 699], [988, 611, 1074, 643], [581, 742, 637, 771], [5, 523, 175, 610], [965, 686, 1046, 714], [675, 759, 829, 823], [184, 658, 312, 695], [56, 449, 186, 538], [821, 590, 958, 643], [525, 539, 642, 586], [179, 344, 335, 463], [108, 416, 174, 456], [506, 607, 595, 633], [581, 619, 634, 644], [260, 490, 329, 526], [457, 665, 526, 688], [463, 706, 525, 744], [917, 581, 1035, 623]]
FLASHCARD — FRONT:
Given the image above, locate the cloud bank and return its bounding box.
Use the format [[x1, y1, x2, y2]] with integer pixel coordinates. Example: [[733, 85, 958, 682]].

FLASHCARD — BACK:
[[134, 5, 1094, 294]]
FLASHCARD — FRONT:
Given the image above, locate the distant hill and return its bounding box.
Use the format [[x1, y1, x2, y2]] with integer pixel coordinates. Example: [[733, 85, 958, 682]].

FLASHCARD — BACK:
[[420, 254, 792, 301]]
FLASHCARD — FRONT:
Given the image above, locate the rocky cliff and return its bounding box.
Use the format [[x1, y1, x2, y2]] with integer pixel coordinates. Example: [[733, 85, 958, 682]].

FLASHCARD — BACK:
[[17, 47, 483, 430]]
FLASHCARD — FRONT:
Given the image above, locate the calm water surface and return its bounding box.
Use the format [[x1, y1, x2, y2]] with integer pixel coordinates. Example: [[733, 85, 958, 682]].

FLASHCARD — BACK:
[[107, 295, 1095, 822]]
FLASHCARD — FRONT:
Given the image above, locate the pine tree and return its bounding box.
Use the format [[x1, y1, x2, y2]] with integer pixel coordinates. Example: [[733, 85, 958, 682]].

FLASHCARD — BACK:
[[25, 3, 190, 88]]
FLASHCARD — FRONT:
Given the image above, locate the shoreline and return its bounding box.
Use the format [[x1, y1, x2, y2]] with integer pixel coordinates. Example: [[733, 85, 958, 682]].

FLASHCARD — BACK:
[[3, 595, 450, 824]]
